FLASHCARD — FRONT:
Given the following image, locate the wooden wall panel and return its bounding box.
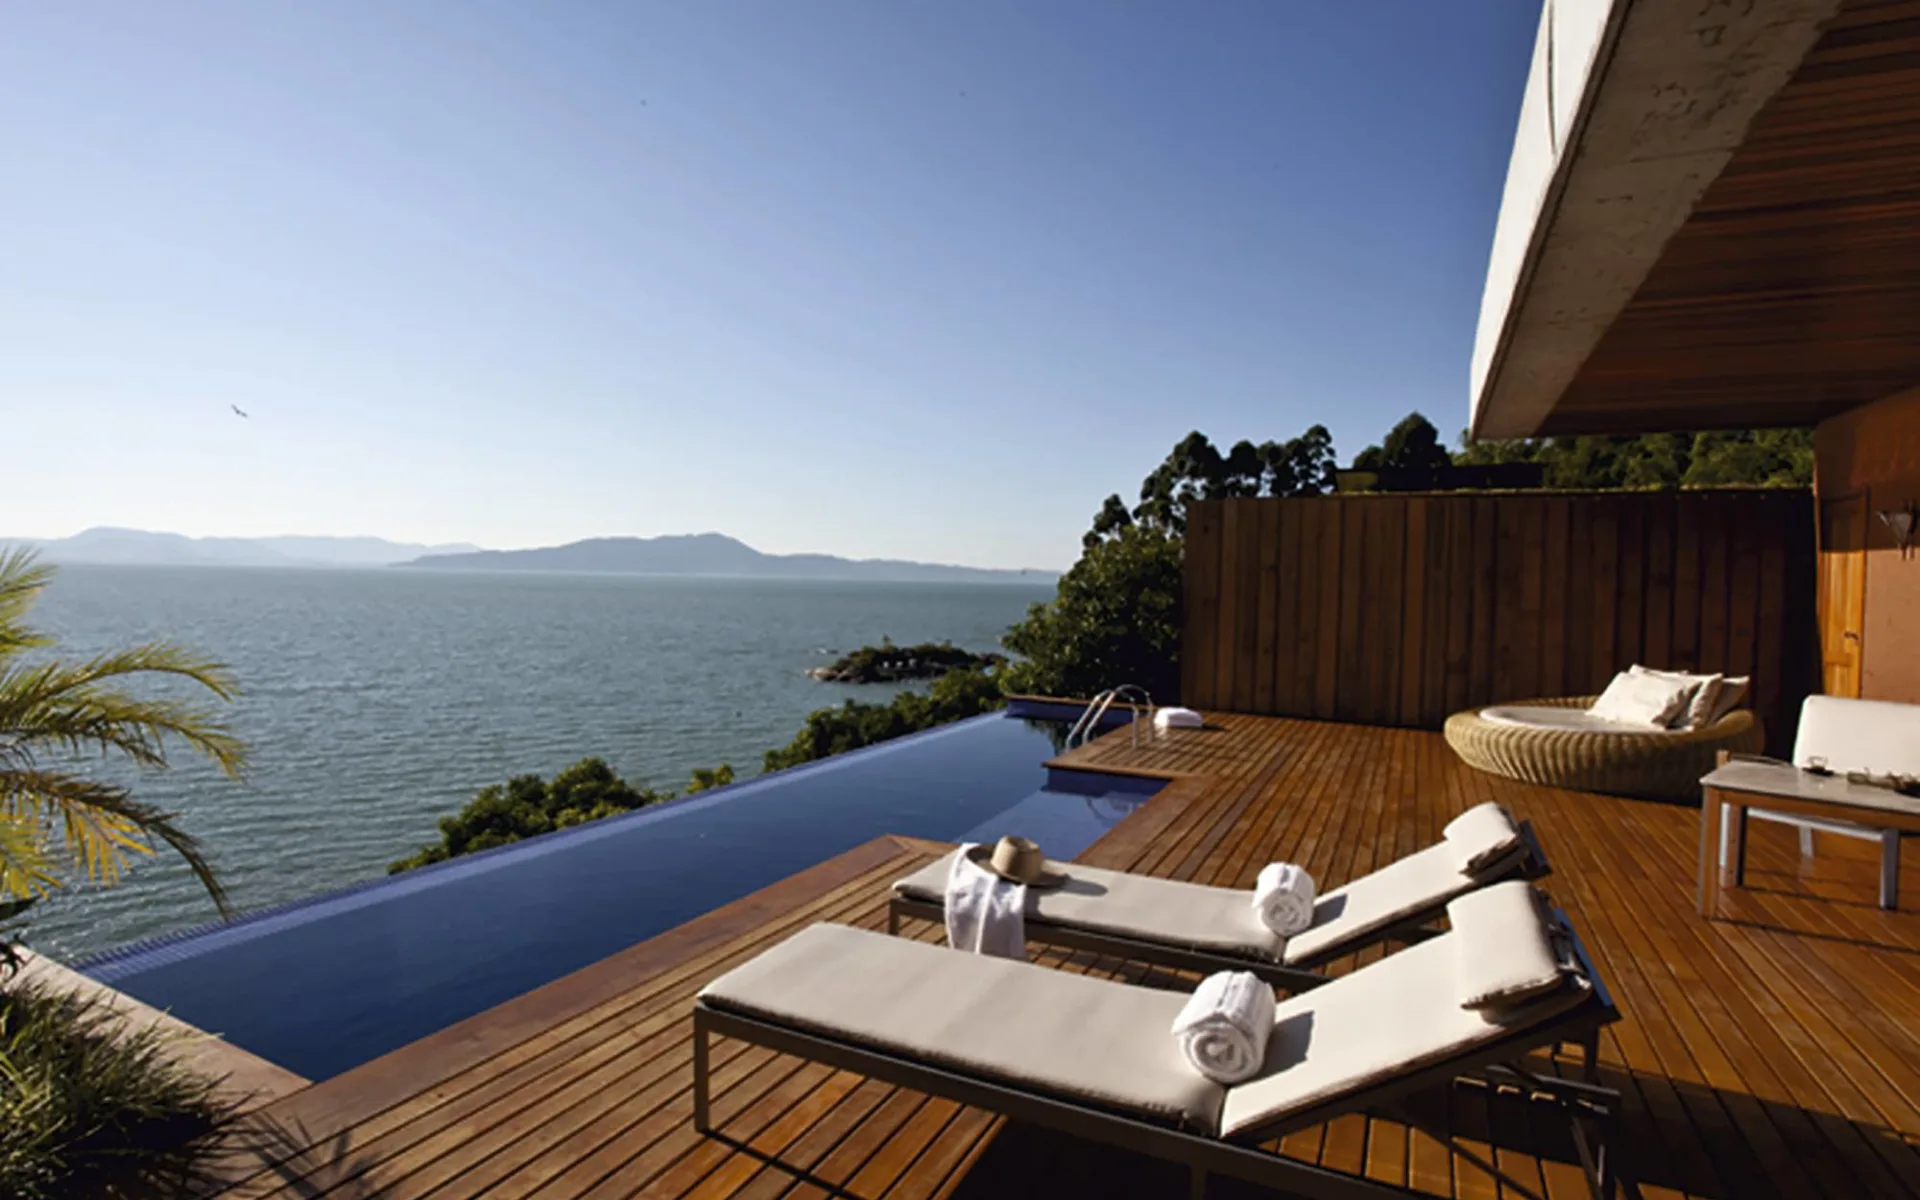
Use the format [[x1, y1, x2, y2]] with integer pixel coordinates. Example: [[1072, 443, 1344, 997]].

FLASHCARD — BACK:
[[1182, 490, 1816, 754]]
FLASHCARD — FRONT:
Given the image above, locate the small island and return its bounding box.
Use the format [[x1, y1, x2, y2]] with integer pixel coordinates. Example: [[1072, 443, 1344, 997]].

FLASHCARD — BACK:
[[809, 640, 1006, 684]]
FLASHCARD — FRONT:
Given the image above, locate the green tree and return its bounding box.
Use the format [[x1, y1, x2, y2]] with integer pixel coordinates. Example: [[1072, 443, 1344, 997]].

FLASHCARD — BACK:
[[1454, 428, 1812, 489], [1000, 524, 1184, 702], [0, 550, 246, 923], [1262, 425, 1338, 498], [1353, 412, 1452, 487]]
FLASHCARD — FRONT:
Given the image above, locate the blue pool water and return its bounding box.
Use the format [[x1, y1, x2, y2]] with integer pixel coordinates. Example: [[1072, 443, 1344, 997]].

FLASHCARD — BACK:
[[82, 705, 1157, 1080]]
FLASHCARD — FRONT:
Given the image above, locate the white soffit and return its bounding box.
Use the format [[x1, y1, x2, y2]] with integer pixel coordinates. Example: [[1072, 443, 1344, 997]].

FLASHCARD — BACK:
[[1468, 0, 1841, 441]]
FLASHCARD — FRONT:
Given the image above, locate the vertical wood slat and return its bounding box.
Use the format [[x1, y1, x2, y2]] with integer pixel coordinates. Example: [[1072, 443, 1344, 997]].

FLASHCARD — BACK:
[[1538, 497, 1570, 698], [1590, 498, 1621, 686], [1643, 493, 1676, 673], [1672, 501, 1704, 673], [1699, 496, 1733, 677], [1181, 502, 1222, 707], [1492, 500, 1526, 704], [1467, 498, 1499, 705], [1271, 502, 1302, 716], [1291, 501, 1324, 717], [1399, 499, 1430, 727], [1419, 501, 1452, 726], [1181, 491, 1813, 752], [1253, 500, 1282, 715], [1314, 503, 1344, 720], [1334, 503, 1370, 723], [1214, 501, 1243, 712], [1565, 500, 1595, 691], [1443, 501, 1476, 717], [1615, 500, 1648, 670], [1234, 500, 1265, 713], [1514, 498, 1546, 702]]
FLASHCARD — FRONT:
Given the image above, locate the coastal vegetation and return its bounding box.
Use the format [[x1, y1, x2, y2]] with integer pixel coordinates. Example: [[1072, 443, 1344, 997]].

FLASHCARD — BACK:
[[763, 668, 1006, 771], [0, 981, 237, 1199], [388, 757, 736, 872], [807, 639, 1005, 684], [0, 549, 246, 1198]]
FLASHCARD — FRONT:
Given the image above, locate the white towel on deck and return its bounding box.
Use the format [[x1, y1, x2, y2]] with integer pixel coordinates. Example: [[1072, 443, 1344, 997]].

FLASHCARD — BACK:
[[1153, 706, 1204, 731], [945, 844, 1028, 960], [1252, 862, 1316, 936], [1171, 970, 1275, 1083]]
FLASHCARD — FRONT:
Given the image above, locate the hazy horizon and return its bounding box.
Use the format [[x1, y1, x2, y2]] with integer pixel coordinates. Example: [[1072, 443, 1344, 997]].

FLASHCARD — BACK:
[[4, 4, 1535, 570], [7, 525, 1060, 573]]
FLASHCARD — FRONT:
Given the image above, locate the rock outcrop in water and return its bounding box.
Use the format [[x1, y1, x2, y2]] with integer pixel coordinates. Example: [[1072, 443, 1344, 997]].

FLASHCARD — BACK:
[[808, 641, 1006, 684]]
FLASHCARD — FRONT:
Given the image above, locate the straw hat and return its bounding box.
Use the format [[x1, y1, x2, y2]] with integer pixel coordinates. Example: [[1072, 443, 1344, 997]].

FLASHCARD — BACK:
[[965, 836, 1067, 889]]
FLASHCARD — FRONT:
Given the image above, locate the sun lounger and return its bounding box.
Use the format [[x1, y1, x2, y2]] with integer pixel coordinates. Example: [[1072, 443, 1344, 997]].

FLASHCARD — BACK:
[[888, 806, 1550, 991], [694, 881, 1621, 1199]]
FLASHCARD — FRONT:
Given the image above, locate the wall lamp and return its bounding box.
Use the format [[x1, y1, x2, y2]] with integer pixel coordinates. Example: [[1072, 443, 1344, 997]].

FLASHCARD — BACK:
[[1879, 501, 1917, 560]]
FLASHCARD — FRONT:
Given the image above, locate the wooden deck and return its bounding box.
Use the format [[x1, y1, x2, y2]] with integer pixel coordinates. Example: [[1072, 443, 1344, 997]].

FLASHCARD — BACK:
[[210, 714, 1920, 1199]]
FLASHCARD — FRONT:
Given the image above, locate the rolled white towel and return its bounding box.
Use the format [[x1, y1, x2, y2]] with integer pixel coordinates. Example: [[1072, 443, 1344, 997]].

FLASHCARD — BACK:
[[1170, 970, 1276, 1083], [1252, 862, 1316, 936], [1153, 706, 1204, 731]]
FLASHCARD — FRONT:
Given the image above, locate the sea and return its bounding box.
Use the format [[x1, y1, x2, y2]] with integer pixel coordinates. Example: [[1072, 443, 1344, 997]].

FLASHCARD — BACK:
[[21, 565, 1054, 961]]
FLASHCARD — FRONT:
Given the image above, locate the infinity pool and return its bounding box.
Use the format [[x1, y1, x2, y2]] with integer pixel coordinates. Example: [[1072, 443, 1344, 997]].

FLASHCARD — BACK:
[[81, 702, 1158, 1079]]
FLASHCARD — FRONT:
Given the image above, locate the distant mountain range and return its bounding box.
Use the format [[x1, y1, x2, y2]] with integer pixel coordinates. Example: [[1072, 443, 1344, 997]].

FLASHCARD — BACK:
[[403, 533, 1055, 583], [2, 527, 1054, 581], [7, 528, 483, 569]]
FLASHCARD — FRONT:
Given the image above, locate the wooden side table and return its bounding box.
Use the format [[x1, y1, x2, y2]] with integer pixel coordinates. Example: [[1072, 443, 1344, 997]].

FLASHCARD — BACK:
[[1698, 758, 1920, 915]]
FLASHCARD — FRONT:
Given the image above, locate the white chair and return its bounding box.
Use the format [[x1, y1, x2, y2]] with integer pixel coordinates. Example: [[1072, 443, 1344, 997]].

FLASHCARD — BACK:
[[1749, 696, 1920, 909]]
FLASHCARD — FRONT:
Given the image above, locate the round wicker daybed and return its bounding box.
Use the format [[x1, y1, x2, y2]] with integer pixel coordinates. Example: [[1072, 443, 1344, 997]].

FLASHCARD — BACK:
[[1444, 695, 1764, 802]]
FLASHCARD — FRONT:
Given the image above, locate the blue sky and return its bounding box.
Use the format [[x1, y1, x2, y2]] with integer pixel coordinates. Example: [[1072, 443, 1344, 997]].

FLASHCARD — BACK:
[[3, 2, 1536, 570]]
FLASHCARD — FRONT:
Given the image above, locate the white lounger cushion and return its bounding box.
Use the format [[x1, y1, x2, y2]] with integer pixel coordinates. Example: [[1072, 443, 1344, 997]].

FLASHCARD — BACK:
[[701, 909, 1587, 1140], [895, 852, 1287, 960], [1282, 843, 1488, 963], [895, 836, 1519, 968], [699, 923, 1226, 1131], [1219, 885, 1582, 1136]]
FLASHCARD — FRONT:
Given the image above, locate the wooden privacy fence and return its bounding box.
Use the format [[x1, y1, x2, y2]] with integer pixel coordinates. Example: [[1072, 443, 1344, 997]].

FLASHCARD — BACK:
[[1182, 490, 1816, 752]]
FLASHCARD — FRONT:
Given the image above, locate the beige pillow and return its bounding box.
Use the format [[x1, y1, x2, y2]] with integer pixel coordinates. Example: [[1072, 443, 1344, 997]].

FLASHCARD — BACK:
[[1628, 665, 1723, 729], [1589, 671, 1698, 729], [1707, 675, 1749, 725]]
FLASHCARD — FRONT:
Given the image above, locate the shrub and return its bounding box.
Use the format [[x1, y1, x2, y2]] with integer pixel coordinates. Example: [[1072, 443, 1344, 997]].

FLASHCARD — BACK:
[[0, 982, 234, 1199], [762, 668, 1007, 772], [388, 757, 731, 872]]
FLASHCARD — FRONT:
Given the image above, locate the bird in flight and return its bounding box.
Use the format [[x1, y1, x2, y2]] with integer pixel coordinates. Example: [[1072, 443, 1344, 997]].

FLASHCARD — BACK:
[[231, 404, 249, 419]]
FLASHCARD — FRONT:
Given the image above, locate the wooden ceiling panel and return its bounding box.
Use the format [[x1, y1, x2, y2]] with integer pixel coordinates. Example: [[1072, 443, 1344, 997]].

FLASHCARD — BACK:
[[1541, 0, 1920, 435]]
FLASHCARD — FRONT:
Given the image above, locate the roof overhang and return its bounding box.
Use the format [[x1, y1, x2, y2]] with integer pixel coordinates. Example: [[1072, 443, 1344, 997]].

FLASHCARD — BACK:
[[1470, 0, 1846, 439]]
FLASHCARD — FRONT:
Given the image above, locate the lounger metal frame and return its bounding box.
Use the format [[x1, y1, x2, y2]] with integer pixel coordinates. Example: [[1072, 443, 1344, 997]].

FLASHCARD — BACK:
[[693, 911, 1622, 1200], [886, 821, 1551, 992]]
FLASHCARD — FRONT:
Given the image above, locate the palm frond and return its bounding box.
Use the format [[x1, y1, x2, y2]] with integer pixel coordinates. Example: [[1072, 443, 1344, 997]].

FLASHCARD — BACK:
[[0, 646, 248, 779], [0, 811, 61, 903], [0, 549, 54, 660], [0, 771, 229, 916], [0, 549, 243, 919]]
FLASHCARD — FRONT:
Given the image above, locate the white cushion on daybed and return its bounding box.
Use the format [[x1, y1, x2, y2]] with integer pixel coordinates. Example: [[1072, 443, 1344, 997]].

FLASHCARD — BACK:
[[1478, 705, 1676, 735], [1588, 670, 1700, 728]]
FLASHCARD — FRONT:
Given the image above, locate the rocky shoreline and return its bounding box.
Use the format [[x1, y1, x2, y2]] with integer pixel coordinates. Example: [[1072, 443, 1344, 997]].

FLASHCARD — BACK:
[[808, 641, 1005, 683]]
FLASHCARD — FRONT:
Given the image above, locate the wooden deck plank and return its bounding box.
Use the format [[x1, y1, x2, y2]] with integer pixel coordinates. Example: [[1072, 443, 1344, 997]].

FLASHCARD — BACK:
[[214, 716, 1920, 1200]]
